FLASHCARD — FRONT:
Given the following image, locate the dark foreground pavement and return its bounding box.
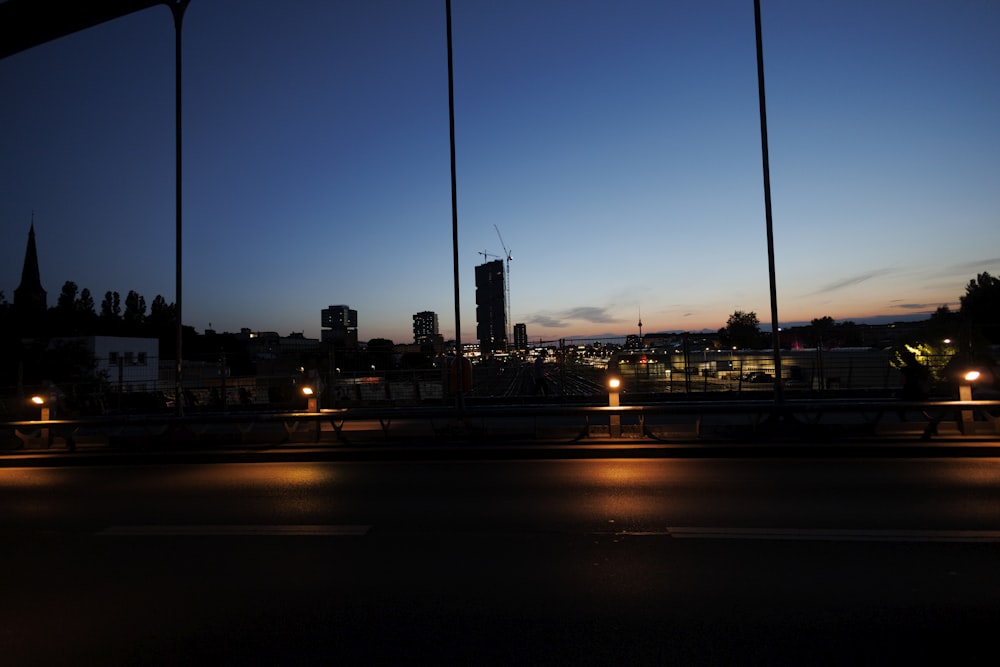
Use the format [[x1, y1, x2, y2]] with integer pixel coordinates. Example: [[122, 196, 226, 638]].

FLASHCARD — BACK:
[[4, 428, 1000, 468], [6, 455, 1000, 665]]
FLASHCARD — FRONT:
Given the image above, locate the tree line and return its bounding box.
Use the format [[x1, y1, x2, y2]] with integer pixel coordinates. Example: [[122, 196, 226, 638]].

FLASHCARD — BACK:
[[1, 280, 179, 341], [716, 271, 1000, 351], [0, 281, 193, 391], [46, 281, 179, 340]]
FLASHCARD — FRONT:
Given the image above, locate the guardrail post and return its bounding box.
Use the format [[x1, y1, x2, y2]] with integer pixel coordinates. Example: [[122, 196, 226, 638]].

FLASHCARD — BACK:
[[958, 383, 975, 435], [609, 379, 621, 438]]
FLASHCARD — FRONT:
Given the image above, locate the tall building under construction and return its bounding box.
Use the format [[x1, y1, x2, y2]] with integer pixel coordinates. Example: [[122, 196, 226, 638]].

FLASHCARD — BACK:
[[475, 259, 507, 357]]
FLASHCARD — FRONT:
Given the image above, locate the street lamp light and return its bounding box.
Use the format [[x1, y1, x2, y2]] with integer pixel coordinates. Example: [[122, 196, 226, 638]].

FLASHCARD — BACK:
[[608, 377, 621, 437], [958, 369, 981, 434], [30, 395, 49, 420], [302, 385, 318, 413], [30, 395, 51, 445]]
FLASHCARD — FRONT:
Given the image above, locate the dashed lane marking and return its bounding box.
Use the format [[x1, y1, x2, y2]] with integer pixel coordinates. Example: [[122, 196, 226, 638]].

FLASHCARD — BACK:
[[610, 527, 1000, 542], [98, 524, 371, 536]]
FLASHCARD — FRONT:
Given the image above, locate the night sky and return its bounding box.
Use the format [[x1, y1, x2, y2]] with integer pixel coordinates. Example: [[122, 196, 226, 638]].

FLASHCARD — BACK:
[[2, 0, 998, 344]]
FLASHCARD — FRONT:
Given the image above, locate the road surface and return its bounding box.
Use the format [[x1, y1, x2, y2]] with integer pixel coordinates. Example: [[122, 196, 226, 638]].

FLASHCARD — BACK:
[[3, 455, 1000, 664]]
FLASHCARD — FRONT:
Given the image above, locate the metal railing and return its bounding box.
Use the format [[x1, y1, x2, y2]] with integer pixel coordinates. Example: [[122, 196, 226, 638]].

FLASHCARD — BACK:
[[4, 396, 1000, 454], [2, 349, 946, 418]]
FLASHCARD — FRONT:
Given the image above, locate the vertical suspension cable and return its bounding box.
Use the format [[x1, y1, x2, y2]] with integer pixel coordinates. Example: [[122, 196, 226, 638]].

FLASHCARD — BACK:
[[754, 0, 783, 406], [171, 1, 189, 417], [446, 0, 464, 412]]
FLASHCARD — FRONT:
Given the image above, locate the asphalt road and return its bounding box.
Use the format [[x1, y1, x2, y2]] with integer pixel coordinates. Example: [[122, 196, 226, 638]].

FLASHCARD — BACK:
[[4, 456, 1000, 665]]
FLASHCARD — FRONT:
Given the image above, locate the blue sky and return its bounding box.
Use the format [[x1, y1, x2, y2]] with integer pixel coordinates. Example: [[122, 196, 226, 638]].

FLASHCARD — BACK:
[[2, 0, 998, 345]]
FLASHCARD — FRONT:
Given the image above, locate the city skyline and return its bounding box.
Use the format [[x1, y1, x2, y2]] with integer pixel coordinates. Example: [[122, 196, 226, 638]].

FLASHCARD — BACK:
[[2, 1, 999, 344]]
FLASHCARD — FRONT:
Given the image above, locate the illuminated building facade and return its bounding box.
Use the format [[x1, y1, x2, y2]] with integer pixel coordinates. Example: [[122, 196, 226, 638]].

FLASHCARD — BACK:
[[513, 322, 527, 352], [413, 311, 439, 345]]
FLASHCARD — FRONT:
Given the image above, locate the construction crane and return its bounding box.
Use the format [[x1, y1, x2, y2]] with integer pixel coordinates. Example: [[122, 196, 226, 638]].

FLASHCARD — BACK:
[[495, 225, 513, 353]]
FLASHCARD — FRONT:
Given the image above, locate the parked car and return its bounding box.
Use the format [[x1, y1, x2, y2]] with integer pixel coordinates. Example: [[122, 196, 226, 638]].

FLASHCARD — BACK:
[[741, 371, 774, 384]]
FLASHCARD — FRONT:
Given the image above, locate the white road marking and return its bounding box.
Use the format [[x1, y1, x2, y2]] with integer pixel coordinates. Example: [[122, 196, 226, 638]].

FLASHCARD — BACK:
[[98, 524, 371, 536]]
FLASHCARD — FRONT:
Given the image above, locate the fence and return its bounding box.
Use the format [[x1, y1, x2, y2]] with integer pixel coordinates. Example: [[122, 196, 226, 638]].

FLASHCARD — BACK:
[[1, 349, 958, 419], [611, 348, 913, 394]]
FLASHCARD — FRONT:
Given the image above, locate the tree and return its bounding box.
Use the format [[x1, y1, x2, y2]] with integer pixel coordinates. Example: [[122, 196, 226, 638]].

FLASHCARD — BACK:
[[98, 291, 122, 335], [833, 320, 866, 348], [810, 316, 835, 348], [123, 290, 146, 329], [77, 288, 96, 318], [925, 305, 960, 343], [100, 291, 121, 320], [53, 281, 81, 333], [366, 338, 396, 370], [56, 281, 78, 312], [52, 282, 99, 335], [892, 306, 961, 383], [960, 271, 1000, 343], [149, 294, 171, 318], [74, 288, 98, 334], [148, 295, 174, 330], [720, 310, 762, 349]]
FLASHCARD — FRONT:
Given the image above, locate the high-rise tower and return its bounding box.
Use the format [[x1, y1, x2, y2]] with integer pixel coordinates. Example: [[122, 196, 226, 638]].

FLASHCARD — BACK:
[[513, 323, 527, 352], [475, 259, 506, 356], [321, 305, 358, 348], [413, 311, 439, 345]]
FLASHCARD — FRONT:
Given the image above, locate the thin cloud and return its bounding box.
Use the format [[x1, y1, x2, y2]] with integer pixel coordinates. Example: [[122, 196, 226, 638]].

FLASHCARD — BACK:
[[528, 306, 621, 328], [919, 259, 1000, 287], [809, 268, 896, 296], [564, 306, 617, 323], [531, 314, 569, 328], [895, 302, 943, 311], [952, 258, 1000, 272]]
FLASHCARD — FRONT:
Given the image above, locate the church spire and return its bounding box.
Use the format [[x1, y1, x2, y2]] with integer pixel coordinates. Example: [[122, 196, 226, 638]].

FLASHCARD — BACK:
[[14, 220, 47, 314]]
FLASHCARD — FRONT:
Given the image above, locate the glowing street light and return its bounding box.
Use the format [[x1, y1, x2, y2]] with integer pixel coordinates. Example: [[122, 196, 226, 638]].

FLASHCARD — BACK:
[[30, 395, 51, 445], [302, 385, 318, 413], [958, 369, 981, 434], [608, 377, 621, 437], [30, 395, 49, 420]]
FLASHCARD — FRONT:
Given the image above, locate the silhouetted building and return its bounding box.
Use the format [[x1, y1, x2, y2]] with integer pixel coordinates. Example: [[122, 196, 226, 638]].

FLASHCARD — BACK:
[[14, 224, 47, 321], [514, 322, 527, 351], [413, 311, 439, 344], [321, 305, 358, 348], [475, 259, 507, 356], [643, 332, 685, 349]]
